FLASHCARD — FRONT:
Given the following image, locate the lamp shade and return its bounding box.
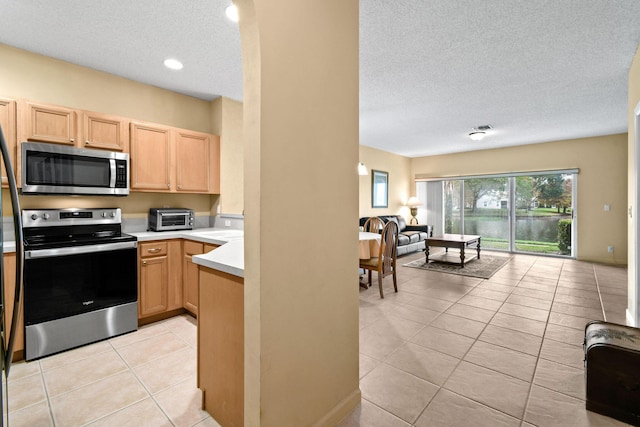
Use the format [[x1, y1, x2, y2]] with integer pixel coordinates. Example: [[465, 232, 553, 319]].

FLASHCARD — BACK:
[[407, 196, 421, 207]]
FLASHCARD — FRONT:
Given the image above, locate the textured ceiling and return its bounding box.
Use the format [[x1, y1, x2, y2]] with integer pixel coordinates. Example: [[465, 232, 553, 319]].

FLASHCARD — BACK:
[[1, 1, 640, 158]]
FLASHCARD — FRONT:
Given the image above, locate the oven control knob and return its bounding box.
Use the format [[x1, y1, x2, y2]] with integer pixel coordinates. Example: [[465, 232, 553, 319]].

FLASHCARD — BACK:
[[101, 212, 107, 218], [42, 213, 50, 220], [31, 213, 38, 220], [110, 211, 116, 218]]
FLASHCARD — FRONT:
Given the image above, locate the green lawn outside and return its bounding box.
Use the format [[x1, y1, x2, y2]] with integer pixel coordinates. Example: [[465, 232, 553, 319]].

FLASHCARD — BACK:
[[481, 237, 561, 254], [462, 208, 571, 218]]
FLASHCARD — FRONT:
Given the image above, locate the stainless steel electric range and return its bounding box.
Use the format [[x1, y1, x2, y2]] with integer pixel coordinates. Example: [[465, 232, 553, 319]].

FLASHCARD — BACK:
[[22, 208, 138, 361]]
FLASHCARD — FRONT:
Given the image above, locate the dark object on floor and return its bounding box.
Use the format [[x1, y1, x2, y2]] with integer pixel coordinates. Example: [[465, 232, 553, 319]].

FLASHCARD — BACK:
[[584, 320, 640, 426]]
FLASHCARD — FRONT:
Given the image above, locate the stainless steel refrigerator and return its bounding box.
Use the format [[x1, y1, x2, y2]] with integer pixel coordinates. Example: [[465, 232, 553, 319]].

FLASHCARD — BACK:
[[0, 124, 24, 426]]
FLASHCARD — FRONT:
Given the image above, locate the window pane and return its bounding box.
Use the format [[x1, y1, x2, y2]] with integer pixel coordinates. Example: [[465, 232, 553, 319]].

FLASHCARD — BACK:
[[514, 174, 573, 255], [444, 180, 461, 234], [463, 177, 509, 250]]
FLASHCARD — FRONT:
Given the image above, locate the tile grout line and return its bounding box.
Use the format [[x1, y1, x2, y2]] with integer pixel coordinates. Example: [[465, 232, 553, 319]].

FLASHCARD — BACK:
[[592, 263, 608, 322], [520, 257, 574, 424], [409, 255, 542, 424]]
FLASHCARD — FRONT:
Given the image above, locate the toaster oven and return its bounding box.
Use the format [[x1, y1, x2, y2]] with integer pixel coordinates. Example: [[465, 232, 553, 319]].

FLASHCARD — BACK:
[[148, 208, 194, 231]]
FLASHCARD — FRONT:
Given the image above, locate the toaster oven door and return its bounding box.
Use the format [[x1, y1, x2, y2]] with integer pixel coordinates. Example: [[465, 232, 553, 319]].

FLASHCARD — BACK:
[[159, 212, 190, 229]]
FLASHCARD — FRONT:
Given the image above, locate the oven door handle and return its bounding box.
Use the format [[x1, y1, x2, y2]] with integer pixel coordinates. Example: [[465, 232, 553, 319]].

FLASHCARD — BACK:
[[25, 241, 138, 259]]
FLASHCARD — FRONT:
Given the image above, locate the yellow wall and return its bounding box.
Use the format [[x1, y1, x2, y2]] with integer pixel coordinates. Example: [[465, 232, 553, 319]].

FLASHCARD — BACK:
[[0, 44, 212, 132], [411, 134, 628, 265], [0, 43, 247, 218], [218, 98, 244, 215], [627, 44, 640, 325], [359, 145, 413, 220], [238, 0, 360, 425]]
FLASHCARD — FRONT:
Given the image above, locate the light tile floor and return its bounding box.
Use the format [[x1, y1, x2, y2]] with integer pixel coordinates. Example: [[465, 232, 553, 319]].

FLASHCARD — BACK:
[[340, 250, 632, 427], [7, 250, 632, 426], [7, 314, 220, 427]]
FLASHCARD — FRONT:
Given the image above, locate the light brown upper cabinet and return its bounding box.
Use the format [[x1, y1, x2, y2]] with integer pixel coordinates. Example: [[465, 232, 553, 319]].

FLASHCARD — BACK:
[[18, 100, 77, 146], [130, 121, 172, 191], [0, 97, 17, 188], [131, 123, 220, 194], [81, 111, 129, 152], [176, 130, 220, 193]]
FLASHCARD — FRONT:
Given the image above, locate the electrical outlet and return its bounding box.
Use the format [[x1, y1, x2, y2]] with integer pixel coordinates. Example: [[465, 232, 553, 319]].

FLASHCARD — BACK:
[[604, 204, 611, 212], [608, 246, 614, 253], [225, 220, 231, 227]]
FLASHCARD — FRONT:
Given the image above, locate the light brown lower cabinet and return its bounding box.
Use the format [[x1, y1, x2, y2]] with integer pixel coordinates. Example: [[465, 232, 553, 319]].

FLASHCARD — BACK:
[[198, 266, 244, 427], [183, 241, 219, 316], [138, 240, 182, 318], [3, 252, 24, 360]]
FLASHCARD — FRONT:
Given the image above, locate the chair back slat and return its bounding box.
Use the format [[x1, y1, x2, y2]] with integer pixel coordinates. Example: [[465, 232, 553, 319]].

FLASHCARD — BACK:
[[363, 216, 385, 233], [380, 220, 398, 274]]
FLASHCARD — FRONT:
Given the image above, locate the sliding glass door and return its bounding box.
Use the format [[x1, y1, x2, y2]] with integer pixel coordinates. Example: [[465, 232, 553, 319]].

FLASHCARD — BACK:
[[514, 173, 573, 255], [463, 177, 509, 250], [418, 171, 576, 257]]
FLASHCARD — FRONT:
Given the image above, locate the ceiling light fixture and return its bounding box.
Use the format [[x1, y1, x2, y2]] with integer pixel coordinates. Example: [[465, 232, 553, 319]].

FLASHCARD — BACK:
[[163, 58, 183, 70], [225, 4, 239, 22], [468, 124, 493, 141], [468, 131, 486, 141]]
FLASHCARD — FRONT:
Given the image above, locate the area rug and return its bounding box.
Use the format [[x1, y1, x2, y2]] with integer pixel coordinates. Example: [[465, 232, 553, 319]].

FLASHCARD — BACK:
[[403, 253, 513, 279]]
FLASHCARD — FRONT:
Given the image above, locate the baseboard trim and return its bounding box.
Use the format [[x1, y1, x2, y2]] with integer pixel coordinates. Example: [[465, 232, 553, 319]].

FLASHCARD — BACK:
[[313, 388, 361, 427], [627, 308, 637, 327]]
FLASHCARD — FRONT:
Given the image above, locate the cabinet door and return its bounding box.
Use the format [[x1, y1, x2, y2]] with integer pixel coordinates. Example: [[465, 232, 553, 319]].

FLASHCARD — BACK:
[[139, 255, 169, 317], [183, 240, 204, 316], [175, 130, 210, 193], [3, 253, 24, 358], [81, 111, 129, 152], [18, 101, 77, 145], [167, 240, 183, 310], [198, 268, 244, 427], [130, 121, 172, 191], [0, 98, 17, 188]]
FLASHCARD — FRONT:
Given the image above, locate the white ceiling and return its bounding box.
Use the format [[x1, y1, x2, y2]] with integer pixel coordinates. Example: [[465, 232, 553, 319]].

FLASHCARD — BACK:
[[1, 1, 640, 158]]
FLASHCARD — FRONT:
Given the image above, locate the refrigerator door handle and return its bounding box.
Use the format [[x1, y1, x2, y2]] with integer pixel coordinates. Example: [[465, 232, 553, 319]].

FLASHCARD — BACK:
[[0, 126, 23, 376]]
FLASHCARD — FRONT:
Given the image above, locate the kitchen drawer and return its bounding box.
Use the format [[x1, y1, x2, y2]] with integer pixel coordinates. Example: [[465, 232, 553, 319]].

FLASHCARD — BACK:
[[184, 240, 204, 254], [140, 241, 168, 258]]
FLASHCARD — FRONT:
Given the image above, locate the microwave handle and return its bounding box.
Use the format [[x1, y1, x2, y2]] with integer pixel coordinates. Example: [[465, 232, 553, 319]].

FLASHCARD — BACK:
[[109, 159, 116, 188]]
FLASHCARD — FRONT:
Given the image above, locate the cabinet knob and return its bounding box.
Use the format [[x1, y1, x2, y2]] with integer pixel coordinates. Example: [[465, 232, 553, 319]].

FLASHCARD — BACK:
[[85, 140, 91, 145], [167, 184, 170, 189], [70, 138, 75, 142], [142, 260, 147, 265], [147, 248, 161, 253]]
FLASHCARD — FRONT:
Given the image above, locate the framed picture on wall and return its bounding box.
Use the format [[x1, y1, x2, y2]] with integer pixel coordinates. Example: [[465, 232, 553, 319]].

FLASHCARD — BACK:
[[371, 170, 388, 208]]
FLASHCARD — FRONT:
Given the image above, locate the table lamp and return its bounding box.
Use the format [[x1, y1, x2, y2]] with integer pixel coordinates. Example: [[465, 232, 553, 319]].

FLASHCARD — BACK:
[[407, 196, 421, 224]]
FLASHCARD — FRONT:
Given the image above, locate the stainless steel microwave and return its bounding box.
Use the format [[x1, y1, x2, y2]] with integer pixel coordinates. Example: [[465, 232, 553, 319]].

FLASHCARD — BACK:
[[148, 208, 194, 231], [21, 142, 129, 196]]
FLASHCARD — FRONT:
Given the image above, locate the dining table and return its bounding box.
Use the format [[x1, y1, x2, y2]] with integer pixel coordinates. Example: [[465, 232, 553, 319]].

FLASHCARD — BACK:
[[359, 231, 381, 260], [359, 231, 381, 288]]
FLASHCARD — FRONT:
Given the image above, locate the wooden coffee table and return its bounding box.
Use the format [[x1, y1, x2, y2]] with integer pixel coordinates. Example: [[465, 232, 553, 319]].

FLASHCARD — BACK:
[[425, 234, 481, 268]]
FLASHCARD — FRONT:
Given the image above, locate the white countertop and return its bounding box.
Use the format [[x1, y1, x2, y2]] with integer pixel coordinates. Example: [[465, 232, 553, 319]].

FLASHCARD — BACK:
[[3, 241, 16, 253], [131, 228, 245, 278], [4, 228, 245, 277], [192, 239, 244, 278]]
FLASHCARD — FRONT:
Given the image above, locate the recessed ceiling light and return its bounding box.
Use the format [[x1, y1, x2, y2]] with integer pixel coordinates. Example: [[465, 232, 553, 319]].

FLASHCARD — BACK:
[[163, 58, 183, 70], [225, 4, 239, 22], [468, 124, 492, 141], [468, 131, 486, 141]]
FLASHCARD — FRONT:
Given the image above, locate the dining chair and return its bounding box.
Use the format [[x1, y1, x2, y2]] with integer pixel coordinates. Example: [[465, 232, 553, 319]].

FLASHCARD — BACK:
[[363, 216, 385, 234], [359, 220, 398, 298]]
